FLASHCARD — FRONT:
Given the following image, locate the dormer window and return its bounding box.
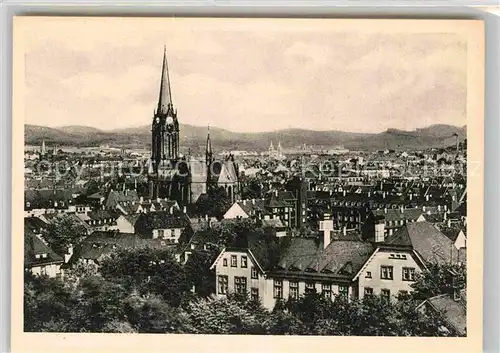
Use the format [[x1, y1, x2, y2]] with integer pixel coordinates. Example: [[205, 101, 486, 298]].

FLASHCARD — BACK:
[[41, 253, 47, 258], [35, 254, 40, 259]]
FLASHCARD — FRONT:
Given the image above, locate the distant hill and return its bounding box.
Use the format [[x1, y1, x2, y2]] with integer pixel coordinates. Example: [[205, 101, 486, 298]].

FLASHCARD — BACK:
[[58, 125, 103, 134], [24, 123, 466, 152]]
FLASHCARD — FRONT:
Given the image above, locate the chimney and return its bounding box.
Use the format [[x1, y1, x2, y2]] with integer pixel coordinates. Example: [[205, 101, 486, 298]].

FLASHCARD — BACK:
[[205, 214, 209, 221], [444, 204, 448, 211], [447, 218, 451, 227], [383, 191, 386, 199], [343, 190, 346, 197], [368, 191, 371, 197], [444, 211, 447, 221], [342, 226, 347, 236], [275, 190, 278, 197], [400, 205, 404, 213], [140, 196, 144, 203], [438, 205, 441, 212], [321, 216, 334, 249], [422, 206, 426, 212], [243, 200, 247, 205], [409, 193, 413, 201], [183, 206, 187, 214], [374, 217, 385, 243], [170, 207, 173, 214], [157, 197, 160, 203], [384, 207, 387, 214], [425, 194, 429, 202]]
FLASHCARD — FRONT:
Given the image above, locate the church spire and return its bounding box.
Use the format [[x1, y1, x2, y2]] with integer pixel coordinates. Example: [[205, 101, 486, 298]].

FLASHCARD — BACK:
[[157, 46, 173, 115], [206, 125, 213, 165]]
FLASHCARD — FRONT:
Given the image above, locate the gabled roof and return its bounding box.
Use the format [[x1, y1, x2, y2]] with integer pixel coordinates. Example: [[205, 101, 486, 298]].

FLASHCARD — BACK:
[[439, 226, 464, 242], [423, 292, 466, 335], [71, 231, 178, 263], [105, 190, 139, 209], [24, 217, 48, 234], [234, 199, 267, 217], [385, 222, 459, 265], [135, 211, 190, 234], [24, 229, 64, 267], [275, 237, 374, 280]]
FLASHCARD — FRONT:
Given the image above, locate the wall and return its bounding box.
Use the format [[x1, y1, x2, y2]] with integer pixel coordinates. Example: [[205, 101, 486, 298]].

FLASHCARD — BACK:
[[357, 248, 422, 300], [223, 204, 248, 219], [30, 263, 62, 278], [454, 232, 467, 250], [116, 216, 135, 233], [215, 250, 275, 308]]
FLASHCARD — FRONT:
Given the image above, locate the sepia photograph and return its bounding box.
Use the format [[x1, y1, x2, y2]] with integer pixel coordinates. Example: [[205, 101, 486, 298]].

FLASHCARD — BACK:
[[12, 16, 484, 352]]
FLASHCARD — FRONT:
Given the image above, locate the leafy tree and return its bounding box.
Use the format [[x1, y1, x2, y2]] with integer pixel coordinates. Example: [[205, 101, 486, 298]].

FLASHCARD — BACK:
[[184, 250, 217, 297], [44, 214, 87, 256], [241, 177, 262, 199], [184, 295, 264, 334], [24, 271, 74, 332], [64, 259, 99, 288], [123, 294, 189, 333], [102, 320, 137, 333], [411, 263, 466, 301], [70, 275, 128, 332], [196, 186, 231, 220], [99, 247, 191, 307]]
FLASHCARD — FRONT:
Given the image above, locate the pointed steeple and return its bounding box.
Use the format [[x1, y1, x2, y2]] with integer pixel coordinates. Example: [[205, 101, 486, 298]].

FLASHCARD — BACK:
[[206, 125, 213, 167], [157, 46, 173, 115], [206, 125, 212, 155], [41, 139, 46, 156]]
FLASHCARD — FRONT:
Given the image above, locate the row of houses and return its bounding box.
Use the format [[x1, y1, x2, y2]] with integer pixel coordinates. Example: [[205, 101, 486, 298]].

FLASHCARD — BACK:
[[210, 220, 466, 312]]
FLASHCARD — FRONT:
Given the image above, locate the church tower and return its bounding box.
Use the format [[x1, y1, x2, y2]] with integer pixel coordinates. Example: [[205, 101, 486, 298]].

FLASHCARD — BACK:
[[151, 46, 180, 173], [149, 47, 191, 205]]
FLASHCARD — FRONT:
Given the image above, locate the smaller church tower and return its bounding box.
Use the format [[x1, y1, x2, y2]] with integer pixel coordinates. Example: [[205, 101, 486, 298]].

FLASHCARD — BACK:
[[40, 139, 46, 157], [205, 125, 213, 167]]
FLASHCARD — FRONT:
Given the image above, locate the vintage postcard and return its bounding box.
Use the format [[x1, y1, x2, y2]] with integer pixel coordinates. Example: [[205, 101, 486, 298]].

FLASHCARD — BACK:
[[12, 17, 484, 353]]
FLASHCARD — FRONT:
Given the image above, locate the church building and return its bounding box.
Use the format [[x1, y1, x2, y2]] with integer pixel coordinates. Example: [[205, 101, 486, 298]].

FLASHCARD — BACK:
[[148, 47, 240, 206]]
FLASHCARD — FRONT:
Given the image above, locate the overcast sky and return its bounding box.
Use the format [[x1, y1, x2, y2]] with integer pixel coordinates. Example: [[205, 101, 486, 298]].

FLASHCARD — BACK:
[[23, 18, 468, 133]]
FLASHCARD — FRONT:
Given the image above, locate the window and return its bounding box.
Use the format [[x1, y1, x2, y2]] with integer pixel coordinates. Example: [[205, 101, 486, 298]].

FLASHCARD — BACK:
[[364, 287, 373, 297], [241, 256, 248, 268], [339, 285, 349, 300], [218, 275, 228, 295], [251, 287, 259, 301], [398, 290, 408, 299], [234, 276, 247, 295], [322, 283, 332, 299], [251, 267, 258, 279], [273, 279, 283, 299], [231, 255, 237, 267], [381, 289, 391, 301], [365, 271, 372, 279], [305, 282, 316, 294], [289, 281, 299, 299], [380, 266, 394, 280], [402, 267, 416, 281], [223, 258, 228, 267]]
